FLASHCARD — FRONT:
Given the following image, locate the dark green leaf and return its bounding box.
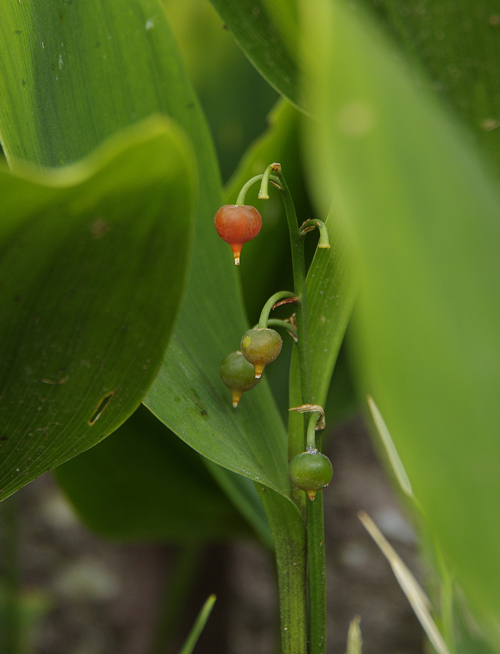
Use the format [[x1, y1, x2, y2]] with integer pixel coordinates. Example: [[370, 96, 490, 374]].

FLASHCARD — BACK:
[[0, 117, 195, 499], [55, 405, 254, 542], [207, 0, 305, 112], [0, 0, 301, 547]]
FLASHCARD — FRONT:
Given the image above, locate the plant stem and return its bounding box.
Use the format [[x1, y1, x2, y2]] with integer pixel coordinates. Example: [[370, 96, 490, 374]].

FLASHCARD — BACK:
[[306, 413, 318, 449], [307, 432, 327, 654], [275, 167, 312, 407], [258, 291, 297, 329], [276, 165, 327, 654]]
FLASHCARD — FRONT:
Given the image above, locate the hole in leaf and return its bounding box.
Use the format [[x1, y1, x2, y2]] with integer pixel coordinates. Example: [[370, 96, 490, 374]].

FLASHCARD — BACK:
[[89, 392, 115, 425]]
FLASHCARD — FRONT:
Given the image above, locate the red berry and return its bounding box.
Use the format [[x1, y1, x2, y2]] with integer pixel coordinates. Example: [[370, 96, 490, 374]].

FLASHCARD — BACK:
[[214, 205, 262, 265]]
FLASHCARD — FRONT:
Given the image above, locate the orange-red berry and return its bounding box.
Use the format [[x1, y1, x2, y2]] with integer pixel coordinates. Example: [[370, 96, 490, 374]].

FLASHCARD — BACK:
[[214, 204, 262, 265]]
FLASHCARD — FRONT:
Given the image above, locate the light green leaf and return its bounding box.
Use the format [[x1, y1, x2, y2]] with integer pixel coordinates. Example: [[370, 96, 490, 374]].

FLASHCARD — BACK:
[[0, 116, 195, 499], [303, 0, 500, 645]]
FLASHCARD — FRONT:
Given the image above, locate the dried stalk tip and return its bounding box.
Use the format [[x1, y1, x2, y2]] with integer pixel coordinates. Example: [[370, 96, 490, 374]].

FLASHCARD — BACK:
[[288, 403, 326, 430]]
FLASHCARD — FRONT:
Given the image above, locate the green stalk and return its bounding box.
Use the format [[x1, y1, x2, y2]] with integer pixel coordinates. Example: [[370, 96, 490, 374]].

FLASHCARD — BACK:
[[298, 220, 331, 249], [235, 171, 280, 205], [306, 493, 326, 654], [276, 165, 327, 654], [258, 291, 297, 329], [275, 167, 312, 405]]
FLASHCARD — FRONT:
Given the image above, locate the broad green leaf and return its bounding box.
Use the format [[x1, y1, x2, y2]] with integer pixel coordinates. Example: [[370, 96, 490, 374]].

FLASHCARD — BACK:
[[0, 117, 195, 499], [0, 0, 292, 506], [303, 0, 500, 645], [207, 0, 305, 112], [55, 405, 255, 542]]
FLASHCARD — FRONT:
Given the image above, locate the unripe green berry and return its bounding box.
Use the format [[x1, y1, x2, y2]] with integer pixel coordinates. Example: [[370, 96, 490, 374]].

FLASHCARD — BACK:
[[289, 447, 333, 501], [220, 351, 260, 407], [240, 328, 282, 378]]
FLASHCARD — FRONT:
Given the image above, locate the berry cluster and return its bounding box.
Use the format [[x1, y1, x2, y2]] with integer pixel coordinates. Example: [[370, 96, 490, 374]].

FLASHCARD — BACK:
[[219, 327, 283, 408], [215, 184, 333, 502]]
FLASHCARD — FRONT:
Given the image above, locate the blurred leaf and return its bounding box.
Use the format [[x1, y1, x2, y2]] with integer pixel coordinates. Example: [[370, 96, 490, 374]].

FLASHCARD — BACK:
[[55, 405, 254, 542], [207, 0, 305, 112], [0, 117, 194, 499], [303, 0, 500, 645], [363, 0, 500, 174], [163, 0, 279, 182]]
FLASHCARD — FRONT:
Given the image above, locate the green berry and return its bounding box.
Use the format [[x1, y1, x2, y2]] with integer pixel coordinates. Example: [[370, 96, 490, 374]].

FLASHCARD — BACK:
[[240, 328, 282, 378], [220, 351, 260, 407], [289, 447, 333, 500]]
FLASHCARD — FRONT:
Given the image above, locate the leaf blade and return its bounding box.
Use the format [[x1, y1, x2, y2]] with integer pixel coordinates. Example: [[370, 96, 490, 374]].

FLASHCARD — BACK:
[[0, 116, 195, 498]]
